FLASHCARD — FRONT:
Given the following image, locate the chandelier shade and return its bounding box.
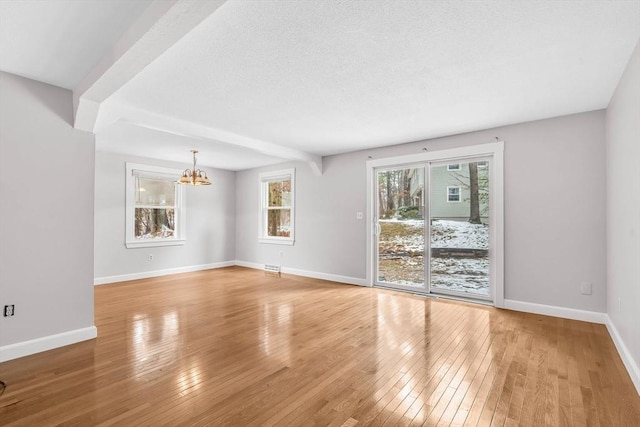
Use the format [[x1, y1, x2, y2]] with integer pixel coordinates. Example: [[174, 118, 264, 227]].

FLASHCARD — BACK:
[[177, 150, 211, 186]]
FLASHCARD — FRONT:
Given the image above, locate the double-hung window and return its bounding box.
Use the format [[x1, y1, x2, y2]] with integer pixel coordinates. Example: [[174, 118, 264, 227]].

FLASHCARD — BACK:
[[447, 186, 461, 202], [126, 163, 185, 248], [259, 168, 295, 245]]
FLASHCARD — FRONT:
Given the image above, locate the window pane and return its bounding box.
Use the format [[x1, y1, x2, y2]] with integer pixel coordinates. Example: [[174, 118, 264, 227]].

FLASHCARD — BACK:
[[267, 209, 291, 237], [376, 167, 425, 287], [136, 177, 176, 206], [135, 208, 175, 239], [447, 186, 460, 202], [268, 180, 291, 207], [430, 160, 491, 298]]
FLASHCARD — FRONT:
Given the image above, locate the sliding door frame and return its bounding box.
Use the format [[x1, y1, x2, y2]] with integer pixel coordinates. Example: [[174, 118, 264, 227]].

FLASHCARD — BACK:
[[374, 164, 429, 294], [365, 141, 505, 308]]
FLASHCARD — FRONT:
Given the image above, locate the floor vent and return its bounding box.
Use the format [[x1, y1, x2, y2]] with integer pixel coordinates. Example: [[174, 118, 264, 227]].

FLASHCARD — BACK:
[[264, 264, 281, 277]]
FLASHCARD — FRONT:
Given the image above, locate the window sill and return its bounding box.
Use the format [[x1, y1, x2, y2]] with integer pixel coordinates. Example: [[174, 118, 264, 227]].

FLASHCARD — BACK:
[[126, 239, 186, 249], [259, 238, 295, 246]]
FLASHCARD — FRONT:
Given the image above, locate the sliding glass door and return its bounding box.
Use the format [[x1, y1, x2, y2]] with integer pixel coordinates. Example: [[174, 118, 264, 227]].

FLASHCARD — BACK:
[[374, 157, 492, 301], [428, 160, 490, 299], [376, 167, 426, 292]]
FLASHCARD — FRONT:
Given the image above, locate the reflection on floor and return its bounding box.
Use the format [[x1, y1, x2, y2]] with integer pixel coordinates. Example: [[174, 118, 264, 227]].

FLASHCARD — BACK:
[[0, 267, 638, 426]]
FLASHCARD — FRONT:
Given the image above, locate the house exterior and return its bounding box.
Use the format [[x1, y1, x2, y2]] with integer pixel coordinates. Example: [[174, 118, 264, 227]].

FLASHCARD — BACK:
[[408, 161, 489, 221]]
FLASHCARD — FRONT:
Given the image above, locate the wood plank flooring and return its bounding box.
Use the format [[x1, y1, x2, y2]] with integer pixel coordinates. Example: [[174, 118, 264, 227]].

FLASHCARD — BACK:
[[0, 266, 638, 426]]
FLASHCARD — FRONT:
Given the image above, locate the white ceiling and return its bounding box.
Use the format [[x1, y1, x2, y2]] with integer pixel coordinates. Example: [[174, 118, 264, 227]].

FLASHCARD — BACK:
[[1, 0, 639, 171], [99, 120, 285, 170], [0, 0, 152, 89]]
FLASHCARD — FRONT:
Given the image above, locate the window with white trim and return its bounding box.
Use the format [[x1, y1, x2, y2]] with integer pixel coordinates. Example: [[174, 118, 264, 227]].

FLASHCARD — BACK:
[[259, 168, 295, 245], [447, 163, 461, 171], [447, 186, 461, 202], [126, 163, 185, 248]]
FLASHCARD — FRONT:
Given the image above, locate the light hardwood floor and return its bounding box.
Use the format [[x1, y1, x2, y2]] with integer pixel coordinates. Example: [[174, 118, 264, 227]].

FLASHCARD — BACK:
[[0, 267, 638, 426]]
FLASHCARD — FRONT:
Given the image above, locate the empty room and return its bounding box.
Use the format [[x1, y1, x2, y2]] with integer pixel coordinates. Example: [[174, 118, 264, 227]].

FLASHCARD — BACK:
[[0, 0, 639, 425]]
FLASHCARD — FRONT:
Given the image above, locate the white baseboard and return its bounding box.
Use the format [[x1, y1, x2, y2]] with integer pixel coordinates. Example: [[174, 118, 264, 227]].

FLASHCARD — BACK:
[[282, 267, 369, 287], [94, 261, 236, 285], [503, 299, 607, 324], [0, 326, 97, 362], [234, 260, 263, 270], [234, 260, 370, 287], [605, 315, 640, 395]]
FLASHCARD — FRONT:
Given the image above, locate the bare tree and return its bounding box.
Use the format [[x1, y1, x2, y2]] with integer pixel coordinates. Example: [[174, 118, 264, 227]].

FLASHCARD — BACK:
[[378, 182, 386, 217], [268, 182, 282, 236], [402, 169, 412, 207], [468, 162, 481, 224], [450, 162, 489, 220], [385, 171, 394, 214]]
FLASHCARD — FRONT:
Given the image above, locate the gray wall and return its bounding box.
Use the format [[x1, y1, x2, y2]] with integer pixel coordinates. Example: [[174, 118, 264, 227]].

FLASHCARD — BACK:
[[0, 72, 95, 346], [236, 110, 607, 313], [237, 154, 369, 279], [94, 151, 236, 280], [606, 41, 639, 380]]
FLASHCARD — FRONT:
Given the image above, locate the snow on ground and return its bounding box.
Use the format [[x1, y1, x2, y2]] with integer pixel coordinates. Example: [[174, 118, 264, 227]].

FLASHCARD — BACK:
[[379, 219, 488, 251], [379, 257, 489, 296], [431, 258, 489, 296], [430, 220, 488, 249], [378, 219, 489, 296]]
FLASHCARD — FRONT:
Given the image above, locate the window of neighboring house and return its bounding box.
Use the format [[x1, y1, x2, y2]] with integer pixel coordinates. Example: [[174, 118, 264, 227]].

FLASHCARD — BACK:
[[125, 163, 185, 248], [259, 168, 295, 245], [447, 186, 461, 202], [447, 163, 461, 171], [477, 161, 488, 168]]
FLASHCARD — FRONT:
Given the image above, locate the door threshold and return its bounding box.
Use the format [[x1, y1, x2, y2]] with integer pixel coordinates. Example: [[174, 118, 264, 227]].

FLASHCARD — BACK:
[[412, 293, 439, 298], [376, 284, 493, 306], [430, 293, 494, 306]]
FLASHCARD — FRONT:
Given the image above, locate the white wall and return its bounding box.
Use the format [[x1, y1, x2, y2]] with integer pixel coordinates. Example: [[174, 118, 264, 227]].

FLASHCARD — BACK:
[[606, 40, 640, 389], [236, 110, 607, 313], [0, 72, 95, 350], [94, 151, 236, 282]]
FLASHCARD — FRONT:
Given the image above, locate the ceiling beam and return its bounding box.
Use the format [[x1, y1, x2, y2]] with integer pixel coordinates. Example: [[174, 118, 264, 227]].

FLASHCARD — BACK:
[[98, 103, 323, 175], [73, 0, 227, 133]]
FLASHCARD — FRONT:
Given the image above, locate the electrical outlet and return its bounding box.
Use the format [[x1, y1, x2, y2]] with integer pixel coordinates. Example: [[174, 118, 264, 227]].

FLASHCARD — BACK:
[[148, 254, 153, 261], [580, 282, 592, 295], [4, 305, 14, 317], [356, 212, 363, 220]]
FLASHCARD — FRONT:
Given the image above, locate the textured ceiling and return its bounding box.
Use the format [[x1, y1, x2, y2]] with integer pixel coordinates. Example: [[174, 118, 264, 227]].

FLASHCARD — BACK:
[[109, 0, 640, 157], [1, 0, 639, 170], [0, 0, 152, 89]]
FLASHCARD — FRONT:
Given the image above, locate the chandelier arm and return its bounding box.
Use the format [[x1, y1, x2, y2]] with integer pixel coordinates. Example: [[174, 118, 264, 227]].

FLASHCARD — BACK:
[[178, 150, 211, 186]]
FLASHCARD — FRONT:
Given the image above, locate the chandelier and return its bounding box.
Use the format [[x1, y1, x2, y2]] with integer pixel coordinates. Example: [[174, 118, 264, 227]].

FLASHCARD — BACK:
[[177, 150, 211, 186]]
